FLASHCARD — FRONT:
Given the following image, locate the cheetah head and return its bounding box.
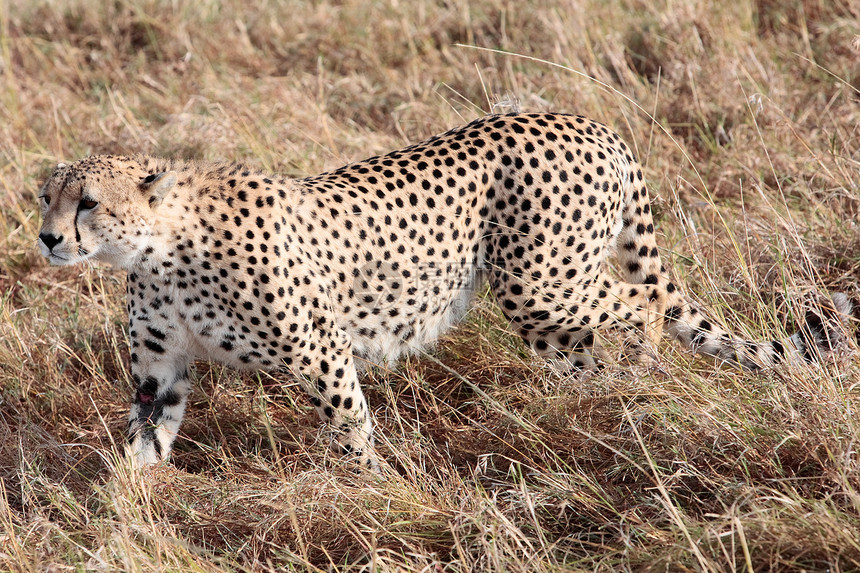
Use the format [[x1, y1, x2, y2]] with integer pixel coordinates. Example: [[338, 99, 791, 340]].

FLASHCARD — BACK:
[[38, 155, 177, 269]]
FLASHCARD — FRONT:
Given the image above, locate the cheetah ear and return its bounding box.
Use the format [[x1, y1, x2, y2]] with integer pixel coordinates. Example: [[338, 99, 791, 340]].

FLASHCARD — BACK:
[[140, 171, 177, 209]]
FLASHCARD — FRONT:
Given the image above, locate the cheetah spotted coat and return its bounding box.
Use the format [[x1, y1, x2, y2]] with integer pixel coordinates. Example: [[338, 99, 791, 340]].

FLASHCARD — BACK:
[[38, 113, 849, 469]]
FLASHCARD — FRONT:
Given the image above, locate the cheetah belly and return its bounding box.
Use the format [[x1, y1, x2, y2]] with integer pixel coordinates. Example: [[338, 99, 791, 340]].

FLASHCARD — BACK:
[[337, 261, 481, 366]]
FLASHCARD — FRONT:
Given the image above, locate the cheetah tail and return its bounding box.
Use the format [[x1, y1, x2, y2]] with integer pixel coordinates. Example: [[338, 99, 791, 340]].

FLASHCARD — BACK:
[[663, 291, 853, 369]]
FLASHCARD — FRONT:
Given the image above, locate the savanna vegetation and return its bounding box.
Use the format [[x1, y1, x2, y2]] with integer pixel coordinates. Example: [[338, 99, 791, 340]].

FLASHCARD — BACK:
[[1, 0, 859, 570]]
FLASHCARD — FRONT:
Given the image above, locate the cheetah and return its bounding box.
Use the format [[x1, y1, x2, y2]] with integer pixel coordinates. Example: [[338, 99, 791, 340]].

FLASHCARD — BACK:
[[37, 113, 849, 470]]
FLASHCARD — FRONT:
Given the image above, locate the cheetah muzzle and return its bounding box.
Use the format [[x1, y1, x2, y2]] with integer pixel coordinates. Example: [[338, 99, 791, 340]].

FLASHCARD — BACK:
[[37, 113, 852, 471]]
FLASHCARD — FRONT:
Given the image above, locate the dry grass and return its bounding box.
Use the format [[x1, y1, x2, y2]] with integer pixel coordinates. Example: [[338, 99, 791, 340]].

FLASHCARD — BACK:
[[2, 0, 860, 570]]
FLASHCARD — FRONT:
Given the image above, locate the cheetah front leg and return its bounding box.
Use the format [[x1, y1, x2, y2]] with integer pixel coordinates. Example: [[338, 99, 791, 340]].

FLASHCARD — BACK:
[[286, 315, 378, 471], [125, 313, 192, 466], [127, 367, 192, 466]]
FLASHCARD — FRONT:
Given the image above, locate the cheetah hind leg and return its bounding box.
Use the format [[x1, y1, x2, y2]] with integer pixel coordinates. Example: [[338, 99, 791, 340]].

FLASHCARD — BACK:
[[633, 283, 667, 365], [531, 330, 610, 372], [518, 278, 669, 371], [596, 277, 668, 367], [592, 294, 666, 368]]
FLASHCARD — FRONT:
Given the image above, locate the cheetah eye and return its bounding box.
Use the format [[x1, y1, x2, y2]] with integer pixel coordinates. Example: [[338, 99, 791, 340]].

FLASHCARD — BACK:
[[79, 198, 99, 211]]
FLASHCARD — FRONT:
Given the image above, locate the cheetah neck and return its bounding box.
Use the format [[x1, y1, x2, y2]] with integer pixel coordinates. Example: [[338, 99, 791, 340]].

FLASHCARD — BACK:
[[127, 156, 300, 278]]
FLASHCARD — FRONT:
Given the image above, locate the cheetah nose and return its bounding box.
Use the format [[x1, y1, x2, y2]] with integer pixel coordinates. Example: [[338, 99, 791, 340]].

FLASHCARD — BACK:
[[39, 232, 63, 250]]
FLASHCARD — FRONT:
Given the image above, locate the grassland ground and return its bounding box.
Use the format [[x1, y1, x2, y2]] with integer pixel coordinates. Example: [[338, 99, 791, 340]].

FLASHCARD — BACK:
[[1, 0, 859, 570]]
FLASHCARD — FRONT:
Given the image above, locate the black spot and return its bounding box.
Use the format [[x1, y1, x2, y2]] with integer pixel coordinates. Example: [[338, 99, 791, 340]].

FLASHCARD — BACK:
[[691, 320, 712, 347], [771, 340, 784, 363], [665, 306, 683, 322], [144, 339, 165, 354], [146, 326, 166, 340]]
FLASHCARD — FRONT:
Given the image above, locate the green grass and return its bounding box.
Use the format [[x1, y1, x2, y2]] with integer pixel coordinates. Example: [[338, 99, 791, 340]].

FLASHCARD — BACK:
[[2, 0, 860, 570]]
